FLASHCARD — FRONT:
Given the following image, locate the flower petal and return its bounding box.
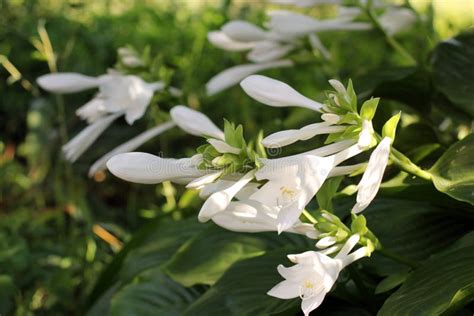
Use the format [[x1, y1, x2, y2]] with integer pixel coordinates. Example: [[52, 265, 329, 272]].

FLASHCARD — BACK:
[[170, 105, 225, 140], [207, 139, 241, 154], [352, 137, 391, 213], [221, 20, 268, 42], [62, 112, 122, 162], [247, 41, 294, 63], [206, 60, 293, 96], [207, 31, 256, 52], [37, 73, 100, 93], [240, 75, 323, 112], [88, 121, 176, 177], [106, 152, 205, 184], [186, 170, 224, 189], [267, 280, 300, 299], [301, 292, 326, 316]]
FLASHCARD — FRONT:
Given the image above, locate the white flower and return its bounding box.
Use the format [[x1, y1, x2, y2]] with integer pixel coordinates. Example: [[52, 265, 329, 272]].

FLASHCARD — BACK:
[[240, 75, 323, 112], [221, 20, 269, 42], [352, 137, 391, 213], [63, 112, 122, 162], [262, 122, 345, 148], [247, 41, 295, 63], [88, 121, 176, 177], [198, 170, 256, 222], [211, 199, 317, 237], [207, 139, 241, 154], [379, 7, 417, 36], [170, 105, 225, 140], [37, 72, 163, 125], [117, 47, 144, 68], [268, 234, 368, 316], [267, 10, 370, 37], [207, 31, 256, 52], [106, 152, 207, 184], [357, 120, 374, 149], [206, 60, 293, 96]]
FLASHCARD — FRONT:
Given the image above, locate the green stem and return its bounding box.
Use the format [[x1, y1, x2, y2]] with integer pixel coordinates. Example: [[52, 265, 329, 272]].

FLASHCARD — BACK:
[[364, 4, 417, 66], [390, 148, 432, 181], [302, 210, 317, 224], [377, 247, 420, 269]]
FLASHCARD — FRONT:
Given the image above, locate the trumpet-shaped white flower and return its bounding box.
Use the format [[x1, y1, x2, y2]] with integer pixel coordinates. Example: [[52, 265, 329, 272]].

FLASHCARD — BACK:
[[88, 121, 176, 177], [37, 71, 165, 162], [240, 75, 323, 112], [268, 234, 368, 316], [106, 152, 207, 184], [206, 60, 293, 96], [211, 199, 318, 237], [170, 105, 225, 140], [352, 137, 391, 213], [379, 7, 417, 36]]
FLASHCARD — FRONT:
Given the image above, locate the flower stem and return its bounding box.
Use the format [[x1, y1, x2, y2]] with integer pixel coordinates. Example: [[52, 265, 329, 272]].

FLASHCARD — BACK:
[[390, 148, 432, 181], [377, 247, 420, 269], [363, 3, 417, 66], [302, 210, 317, 224]]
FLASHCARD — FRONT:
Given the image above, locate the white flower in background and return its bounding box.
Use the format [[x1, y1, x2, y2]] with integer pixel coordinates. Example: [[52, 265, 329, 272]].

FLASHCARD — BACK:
[[269, 0, 342, 7], [268, 234, 369, 315], [170, 105, 225, 139], [37, 71, 165, 162], [352, 137, 391, 213], [117, 47, 144, 68], [206, 60, 293, 96], [378, 7, 417, 36]]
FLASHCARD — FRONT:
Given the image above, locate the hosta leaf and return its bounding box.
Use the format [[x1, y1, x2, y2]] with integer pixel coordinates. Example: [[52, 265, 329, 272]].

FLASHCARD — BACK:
[[430, 133, 474, 205], [361, 198, 470, 276], [379, 232, 474, 316], [164, 225, 312, 287], [431, 31, 474, 117], [182, 248, 304, 316], [110, 268, 203, 316]]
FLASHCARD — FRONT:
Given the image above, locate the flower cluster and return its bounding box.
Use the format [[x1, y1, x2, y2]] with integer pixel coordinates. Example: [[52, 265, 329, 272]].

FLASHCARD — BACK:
[[36, 48, 180, 177], [206, 0, 416, 95], [106, 75, 400, 314]]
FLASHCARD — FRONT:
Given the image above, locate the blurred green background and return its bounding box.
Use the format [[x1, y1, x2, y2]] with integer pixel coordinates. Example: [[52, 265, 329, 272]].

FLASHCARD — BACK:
[[0, 0, 472, 314]]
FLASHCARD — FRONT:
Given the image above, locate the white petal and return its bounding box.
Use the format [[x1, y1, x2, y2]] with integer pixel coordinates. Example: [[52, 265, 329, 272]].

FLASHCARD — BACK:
[[76, 97, 108, 124], [122, 76, 154, 124], [303, 139, 355, 157], [335, 234, 360, 260], [262, 123, 345, 148], [247, 41, 294, 63], [379, 7, 416, 35], [240, 75, 323, 112], [199, 180, 259, 200], [316, 236, 337, 249], [352, 137, 391, 213], [62, 112, 122, 162], [328, 163, 366, 177], [308, 34, 331, 60], [207, 139, 241, 154], [207, 31, 256, 52], [88, 121, 176, 177], [267, 11, 322, 36], [206, 60, 293, 96], [106, 152, 205, 184], [186, 170, 224, 189], [198, 170, 255, 222], [37, 73, 100, 93], [221, 20, 268, 42], [301, 292, 326, 316], [321, 113, 340, 124], [170, 105, 224, 140], [267, 280, 300, 299]]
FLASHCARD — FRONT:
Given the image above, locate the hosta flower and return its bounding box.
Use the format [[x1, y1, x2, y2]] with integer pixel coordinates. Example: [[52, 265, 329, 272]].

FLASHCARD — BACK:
[[211, 199, 318, 237], [379, 7, 417, 36], [206, 60, 293, 96], [268, 234, 369, 315], [170, 105, 225, 140], [352, 137, 391, 213], [37, 71, 165, 162]]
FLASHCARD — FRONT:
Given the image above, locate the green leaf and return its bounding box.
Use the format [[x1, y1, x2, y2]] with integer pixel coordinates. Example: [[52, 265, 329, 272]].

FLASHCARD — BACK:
[[182, 249, 303, 316], [375, 273, 408, 294], [359, 97, 379, 121], [164, 226, 312, 287], [379, 232, 474, 315], [430, 133, 474, 205], [381, 112, 401, 141], [110, 268, 202, 316], [350, 214, 368, 236], [316, 176, 343, 211], [360, 198, 470, 276], [431, 31, 474, 117]]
